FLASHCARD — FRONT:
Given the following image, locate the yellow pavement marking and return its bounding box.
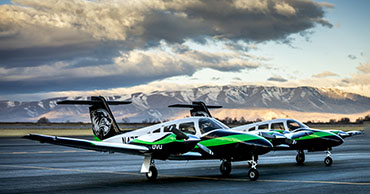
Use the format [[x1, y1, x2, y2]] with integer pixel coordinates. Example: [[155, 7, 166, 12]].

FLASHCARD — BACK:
[[1, 164, 370, 186], [0, 150, 93, 155]]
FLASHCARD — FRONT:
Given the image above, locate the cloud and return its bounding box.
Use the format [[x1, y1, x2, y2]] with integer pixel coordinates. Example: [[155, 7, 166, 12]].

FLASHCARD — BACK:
[[274, 2, 296, 16], [348, 54, 357, 60], [312, 71, 338, 78], [0, 42, 260, 94], [267, 76, 288, 82], [356, 63, 370, 73], [0, 0, 333, 96], [0, 0, 332, 67]]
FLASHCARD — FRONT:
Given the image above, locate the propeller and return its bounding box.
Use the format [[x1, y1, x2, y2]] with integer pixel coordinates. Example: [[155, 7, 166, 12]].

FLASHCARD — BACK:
[[169, 126, 189, 140], [196, 143, 214, 156], [169, 126, 213, 155]]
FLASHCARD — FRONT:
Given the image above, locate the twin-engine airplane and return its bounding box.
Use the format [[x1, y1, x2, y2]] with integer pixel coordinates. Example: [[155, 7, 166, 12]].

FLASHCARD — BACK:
[[232, 118, 362, 166], [171, 101, 362, 167], [24, 96, 273, 181]]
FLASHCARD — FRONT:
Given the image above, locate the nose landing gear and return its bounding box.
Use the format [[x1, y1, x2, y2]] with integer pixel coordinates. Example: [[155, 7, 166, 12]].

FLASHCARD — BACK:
[[324, 150, 333, 166], [247, 155, 259, 181]]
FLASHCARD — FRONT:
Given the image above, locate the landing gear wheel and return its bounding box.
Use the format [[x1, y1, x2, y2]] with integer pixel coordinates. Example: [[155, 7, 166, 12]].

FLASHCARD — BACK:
[[324, 156, 333, 166], [296, 150, 305, 165], [146, 166, 158, 181], [220, 160, 232, 176], [248, 168, 259, 181]]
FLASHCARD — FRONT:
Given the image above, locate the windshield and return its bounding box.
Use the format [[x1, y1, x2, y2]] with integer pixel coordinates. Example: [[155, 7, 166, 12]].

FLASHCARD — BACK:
[[287, 120, 307, 131], [199, 118, 228, 134]]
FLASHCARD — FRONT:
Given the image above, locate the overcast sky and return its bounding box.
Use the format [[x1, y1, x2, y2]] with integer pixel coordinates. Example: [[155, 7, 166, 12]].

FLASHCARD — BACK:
[[0, 0, 369, 101]]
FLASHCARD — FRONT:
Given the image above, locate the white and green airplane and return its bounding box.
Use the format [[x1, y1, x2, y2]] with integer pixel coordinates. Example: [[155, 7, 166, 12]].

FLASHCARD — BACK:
[[24, 96, 273, 181]]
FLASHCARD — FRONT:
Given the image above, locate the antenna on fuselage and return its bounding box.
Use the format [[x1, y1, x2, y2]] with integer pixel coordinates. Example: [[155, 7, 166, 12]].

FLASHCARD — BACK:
[[168, 101, 222, 118]]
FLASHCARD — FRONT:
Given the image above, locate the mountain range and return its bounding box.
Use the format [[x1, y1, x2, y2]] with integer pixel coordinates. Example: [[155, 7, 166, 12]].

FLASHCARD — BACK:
[[1, 85, 370, 122]]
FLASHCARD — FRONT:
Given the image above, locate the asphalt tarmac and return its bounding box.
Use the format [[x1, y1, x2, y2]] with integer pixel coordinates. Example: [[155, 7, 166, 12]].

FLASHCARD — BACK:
[[1, 131, 370, 194]]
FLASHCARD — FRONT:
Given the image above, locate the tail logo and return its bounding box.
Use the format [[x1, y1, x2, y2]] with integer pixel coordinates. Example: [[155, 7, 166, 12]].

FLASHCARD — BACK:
[[91, 109, 112, 138]]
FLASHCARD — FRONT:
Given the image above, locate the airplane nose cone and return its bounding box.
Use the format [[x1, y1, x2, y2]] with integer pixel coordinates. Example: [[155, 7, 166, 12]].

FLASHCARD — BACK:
[[258, 137, 274, 149], [323, 133, 344, 147], [332, 134, 344, 146], [240, 134, 273, 155]]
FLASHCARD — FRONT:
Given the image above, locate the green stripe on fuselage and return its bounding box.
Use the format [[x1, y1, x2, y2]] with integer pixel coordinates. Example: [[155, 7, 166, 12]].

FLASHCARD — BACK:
[[131, 134, 184, 145], [198, 134, 262, 147], [294, 131, 334, 141], [93, 134, 102, 141]]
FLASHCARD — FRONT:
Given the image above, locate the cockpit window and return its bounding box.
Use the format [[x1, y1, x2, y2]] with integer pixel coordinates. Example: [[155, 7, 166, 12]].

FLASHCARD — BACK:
[[287, 120, 305, 131], [179, 122, 196, 135], [199, 118, 227, 134]]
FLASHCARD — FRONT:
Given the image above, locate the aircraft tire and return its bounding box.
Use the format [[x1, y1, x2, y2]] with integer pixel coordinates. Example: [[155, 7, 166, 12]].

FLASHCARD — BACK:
[[220, 161, 231, 176], [248, 168, 259, 181], [296, 151, 305, 165], [146, 166, 158, 181], [324, 156, 333, 166]]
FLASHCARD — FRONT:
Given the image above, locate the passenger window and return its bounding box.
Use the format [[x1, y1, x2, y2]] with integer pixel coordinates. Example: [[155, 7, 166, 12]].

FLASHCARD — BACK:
[[152, 128, 160, 133], [248, 126, 256, 131], [179, 122, 196, 135], [164, 124, 176, 132], [271, 122, 285, 130], [258, 124, 268, 130]]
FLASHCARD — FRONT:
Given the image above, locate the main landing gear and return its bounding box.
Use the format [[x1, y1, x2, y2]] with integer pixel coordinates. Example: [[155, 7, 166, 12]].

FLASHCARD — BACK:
[[296, 150, 305, 165], [146, 163, 158, 181], [142, 156, 158, 181], [220, 159, 232, 176]]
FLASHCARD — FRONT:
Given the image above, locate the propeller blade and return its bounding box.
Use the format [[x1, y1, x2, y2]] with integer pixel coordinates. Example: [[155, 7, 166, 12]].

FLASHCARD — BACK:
[[197, 143, 214, 156], [170, 126, 189, 140]]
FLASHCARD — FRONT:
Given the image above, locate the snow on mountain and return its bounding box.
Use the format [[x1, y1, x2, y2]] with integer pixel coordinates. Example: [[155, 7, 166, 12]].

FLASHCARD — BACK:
[[0, 86, 369, 122]]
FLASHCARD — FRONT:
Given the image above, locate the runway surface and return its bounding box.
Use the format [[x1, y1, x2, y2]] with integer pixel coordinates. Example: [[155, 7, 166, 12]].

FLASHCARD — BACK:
[[1, 131, 370, 194]]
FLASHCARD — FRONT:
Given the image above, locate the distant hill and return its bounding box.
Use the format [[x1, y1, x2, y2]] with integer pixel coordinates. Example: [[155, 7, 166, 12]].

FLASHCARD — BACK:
[[1, 85, 370, 122]]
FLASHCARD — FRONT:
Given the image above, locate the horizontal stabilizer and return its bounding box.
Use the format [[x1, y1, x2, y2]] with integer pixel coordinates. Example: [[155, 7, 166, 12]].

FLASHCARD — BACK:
[[168, 104, 222, 109], [168, 101, 221, 117], [57, 100, 131, 105]]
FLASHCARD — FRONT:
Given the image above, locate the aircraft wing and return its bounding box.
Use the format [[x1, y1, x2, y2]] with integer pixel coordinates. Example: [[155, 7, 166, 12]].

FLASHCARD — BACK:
[[346, 130, 363, 136], [168, 151, 205, 160], [328, 130, 363, 138], [23, 134, 149, 155]]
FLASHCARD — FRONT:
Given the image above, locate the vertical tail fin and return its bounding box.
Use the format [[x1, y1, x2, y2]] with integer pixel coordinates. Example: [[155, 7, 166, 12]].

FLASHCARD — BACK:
[[168, 101, 222, 117], [57, 96, 131, 141]]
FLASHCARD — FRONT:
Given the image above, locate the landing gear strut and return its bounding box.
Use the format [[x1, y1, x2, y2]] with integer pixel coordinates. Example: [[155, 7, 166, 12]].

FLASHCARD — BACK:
[[247, 155, 259, 181], [142, 156, 158, 181], [248, 155, 258, 168], [324, 150, 333, 166], [220, 159, 232, 176], [296, 150, 305, 165]]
